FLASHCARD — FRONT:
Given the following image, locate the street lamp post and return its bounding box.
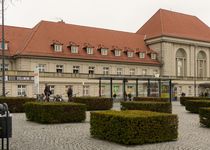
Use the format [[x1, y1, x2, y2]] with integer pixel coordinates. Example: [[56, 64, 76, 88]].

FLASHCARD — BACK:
[[1, 0, 6, 97], [194, 45, 197, 97]]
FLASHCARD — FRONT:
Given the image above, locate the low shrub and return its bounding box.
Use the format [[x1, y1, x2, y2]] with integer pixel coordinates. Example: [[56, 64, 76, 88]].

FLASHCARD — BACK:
[[180, 97, 210, 106], [73, 97, 113, 110], [0, 97, 35, 113], [24, 102, 86, 124], [199, 108, 210, 127], [121, 101, 172, 113], [185, 100, 210, 113], [133, 97, 169, 102], [90, 110, 178, 145]]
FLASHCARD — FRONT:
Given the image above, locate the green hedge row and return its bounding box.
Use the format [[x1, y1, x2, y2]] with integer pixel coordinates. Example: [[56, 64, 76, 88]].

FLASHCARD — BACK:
[[185, 100, 210, 113], [24, 102, 86, 124], [73, 97, 113, 111], [180, 97, 210, 106], [0, 97, 36, 113], [90, 110, 178, 145], [133, 97, 169, 102], [199, 108, 210, 127], [121, 101, 172, 113]]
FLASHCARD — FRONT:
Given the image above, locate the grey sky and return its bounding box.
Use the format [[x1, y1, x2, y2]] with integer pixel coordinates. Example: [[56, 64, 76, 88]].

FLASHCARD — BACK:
[[4, 0, 210, 32]]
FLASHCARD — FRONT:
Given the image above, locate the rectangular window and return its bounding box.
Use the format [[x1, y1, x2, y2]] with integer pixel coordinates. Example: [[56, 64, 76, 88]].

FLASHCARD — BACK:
[[83, 85, 89, 96], [0, 42, 8, 50], [88, 66, 95, 74], [114, 50, 121, 56], [103, 67, 109, 75], [188, 86, 192, 96], [54, 44, 62, 52], [151, 53, 157, 60], [101, 48, 108, 55], [139, 52, 145, 58], [56, 65, 63, 73], [142, 69, 147, 75], [129, 68, 135, 75], [0, 64, 9, 71], [73, 66, 80, 74], [49, 85, 55, 95], [38, 64, 46, 72], [87, 47, 93, 54], [117, 68, 123, 75], [101, 86, 105, 96], [17, 85, 26, 96], [71, 46, 78, 53], [127, 52, 133, 57], [127, 85, 133, 94], [153, 70, 158, 76]]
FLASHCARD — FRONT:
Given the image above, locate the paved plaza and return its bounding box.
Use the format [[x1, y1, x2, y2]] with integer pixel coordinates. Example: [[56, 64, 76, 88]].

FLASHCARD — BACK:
[[6, 101, 210, 150]]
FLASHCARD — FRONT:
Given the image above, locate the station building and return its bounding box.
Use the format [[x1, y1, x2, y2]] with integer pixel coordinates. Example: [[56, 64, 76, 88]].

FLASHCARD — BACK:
[[1, 9, 210, 98]]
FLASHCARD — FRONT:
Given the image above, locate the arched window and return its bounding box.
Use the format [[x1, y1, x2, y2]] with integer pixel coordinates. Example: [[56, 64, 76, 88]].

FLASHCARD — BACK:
[[197, 51, 206, 77], [176, 49, 187, 76]]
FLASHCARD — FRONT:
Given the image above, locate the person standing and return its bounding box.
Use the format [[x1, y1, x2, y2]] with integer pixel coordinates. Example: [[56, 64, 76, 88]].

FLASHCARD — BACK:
[[67, 86, 73, 102], [44, 83, 51, 102]]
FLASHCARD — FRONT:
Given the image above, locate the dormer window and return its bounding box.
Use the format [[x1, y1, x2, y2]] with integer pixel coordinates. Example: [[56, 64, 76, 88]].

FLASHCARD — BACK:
[[71, 46, 79, 53], [51, 40, 63, 52], [151, 53, 157, 60], [127, 52, 134, 57], [86, 47, 93, 54], [139, 52, 145, 59], [68, 41, 79, 54], [0, 42, 8, 50], [101, 48, 108, 55], [114, 50, 121, 56], [54, 44, 62, 52]]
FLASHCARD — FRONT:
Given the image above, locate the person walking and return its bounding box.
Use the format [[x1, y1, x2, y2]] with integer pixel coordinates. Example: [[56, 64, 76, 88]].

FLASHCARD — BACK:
[[67, 86, 73, 102], [44, 83, 51, 102]]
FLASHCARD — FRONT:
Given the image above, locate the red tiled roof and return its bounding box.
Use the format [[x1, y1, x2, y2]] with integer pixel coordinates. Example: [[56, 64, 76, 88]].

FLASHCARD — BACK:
[[0, 25, 31, 56], [17, 20, 159, 65], [137, 9, 210, 42]]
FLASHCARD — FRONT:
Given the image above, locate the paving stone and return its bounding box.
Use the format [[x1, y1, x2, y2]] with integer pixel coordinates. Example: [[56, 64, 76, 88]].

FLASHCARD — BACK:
[[3, 101, 210, 150]]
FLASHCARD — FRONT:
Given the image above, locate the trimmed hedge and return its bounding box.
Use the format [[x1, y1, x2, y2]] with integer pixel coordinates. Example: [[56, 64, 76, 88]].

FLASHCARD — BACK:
[[133, 97, 169, 102], [0, 97, 35, 113], [121, 101, 172, 113], [180, 97, 210, 106], [24, 102, 86, 124], [90, 110, 178, 145], [199, 108, 210, 127], [73, 97, 113, 110], [185, 100, 210, 113]]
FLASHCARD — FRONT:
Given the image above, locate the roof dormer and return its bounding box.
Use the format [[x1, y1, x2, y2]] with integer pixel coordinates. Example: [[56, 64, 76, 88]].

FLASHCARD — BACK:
[[0, 40, 9, 50], [135, 49, 146, 59], [147, 51, 157, 60], [111, 46, 122, 56], [98, 44, 108, 56], [51, 40, 63, 52], [123, 48, 134, 58], [83, 43, 94, 55], [68, 41, 79, 54]]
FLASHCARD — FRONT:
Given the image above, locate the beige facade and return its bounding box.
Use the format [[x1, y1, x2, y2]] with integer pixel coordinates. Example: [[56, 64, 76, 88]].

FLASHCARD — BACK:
[[0, 57, 160, 98], [147, 36, 210, 96], [2, 9, 210, 98]]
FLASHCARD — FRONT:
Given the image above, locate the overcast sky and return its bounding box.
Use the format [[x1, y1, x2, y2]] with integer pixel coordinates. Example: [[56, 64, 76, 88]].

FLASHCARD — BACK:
[[3, 0, 210, 32]]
